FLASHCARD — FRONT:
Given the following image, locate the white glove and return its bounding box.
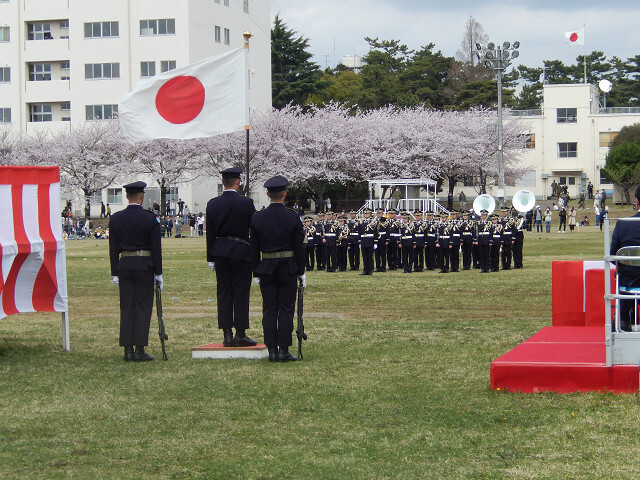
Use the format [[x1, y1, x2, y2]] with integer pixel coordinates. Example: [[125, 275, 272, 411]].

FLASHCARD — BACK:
[[154, 275, 163, 291], [208, 261, 215, 272], [253, 277, 260, 285], [298, 274, 307, 288], [112, 276, 119, 287], [374, 244, 378, 250]]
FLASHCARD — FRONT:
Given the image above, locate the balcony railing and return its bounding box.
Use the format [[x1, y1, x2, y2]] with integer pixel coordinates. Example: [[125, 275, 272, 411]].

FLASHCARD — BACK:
[[511, 109, 542, 117], [598, 107, 640, 115]]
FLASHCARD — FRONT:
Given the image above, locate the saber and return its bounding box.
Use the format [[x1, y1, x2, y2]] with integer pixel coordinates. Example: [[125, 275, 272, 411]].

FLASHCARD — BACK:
[[155, 281, 169, 361], [296, 278, 308, 360]]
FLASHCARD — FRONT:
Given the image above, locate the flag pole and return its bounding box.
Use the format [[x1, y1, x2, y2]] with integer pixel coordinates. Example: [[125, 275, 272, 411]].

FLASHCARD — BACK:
[[583, 23, 587, 84], [243, 31, 252, 196]]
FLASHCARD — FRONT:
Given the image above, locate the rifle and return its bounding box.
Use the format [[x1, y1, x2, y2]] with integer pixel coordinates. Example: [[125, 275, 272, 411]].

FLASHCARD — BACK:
[[155, 281, 169, 361], [296, 278, 308, 360]]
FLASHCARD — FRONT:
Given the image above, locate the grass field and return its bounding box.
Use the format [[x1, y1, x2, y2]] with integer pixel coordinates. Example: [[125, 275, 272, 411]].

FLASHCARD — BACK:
[[2, 207, 640, 479]]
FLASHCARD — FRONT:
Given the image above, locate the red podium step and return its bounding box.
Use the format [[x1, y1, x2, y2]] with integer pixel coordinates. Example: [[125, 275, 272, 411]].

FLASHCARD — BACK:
[[490, 327, 638, 393]]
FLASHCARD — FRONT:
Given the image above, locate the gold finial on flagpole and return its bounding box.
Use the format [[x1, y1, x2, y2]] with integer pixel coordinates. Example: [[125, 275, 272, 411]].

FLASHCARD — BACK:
[[243, 31, 252, 48]]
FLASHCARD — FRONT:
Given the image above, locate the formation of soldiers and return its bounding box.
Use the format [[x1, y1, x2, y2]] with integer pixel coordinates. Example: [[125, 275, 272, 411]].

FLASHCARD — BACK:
[[302, 207, 525, 275]]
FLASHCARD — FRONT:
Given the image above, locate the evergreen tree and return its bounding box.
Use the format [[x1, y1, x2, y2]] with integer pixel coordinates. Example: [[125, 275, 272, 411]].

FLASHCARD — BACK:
[[271, 14, 324, 109]]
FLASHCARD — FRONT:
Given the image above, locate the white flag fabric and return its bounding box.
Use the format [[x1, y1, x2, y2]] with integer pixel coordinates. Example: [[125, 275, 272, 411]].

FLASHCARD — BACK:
[[119, 48, 247, 143], [565, 28, 585, 45], [0, 166, 68, 320]]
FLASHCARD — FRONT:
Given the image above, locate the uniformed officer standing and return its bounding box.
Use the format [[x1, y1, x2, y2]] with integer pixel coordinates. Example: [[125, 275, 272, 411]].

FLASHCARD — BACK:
[[459, 210, 474, 270], [303, 216, 316, 271], [347, 210, 361, 271], [424, 211, 438, 270], [398, 213, 415, 273], [489, 214, 503, 272], [386, 209, 400, 270], [109, 181, 162, 362], [448, 210, 461, 272], [512, 214, 525, 269], [358, 208, 376, 275], [323, 215, 339, 272], [250, 176, 306, 362], [206, 167, 257, 347], [413, 210, 426, 272], [475, 209, 491, 273], [374, 208, 388, 272], [499, 208, 514, 270], [336, 215, 350, 271], [314, 212, 325, 270], [435, 214, 451, 273]]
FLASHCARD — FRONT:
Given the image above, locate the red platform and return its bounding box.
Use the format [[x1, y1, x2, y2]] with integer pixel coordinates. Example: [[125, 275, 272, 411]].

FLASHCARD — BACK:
[[491, 326, 638, 393]]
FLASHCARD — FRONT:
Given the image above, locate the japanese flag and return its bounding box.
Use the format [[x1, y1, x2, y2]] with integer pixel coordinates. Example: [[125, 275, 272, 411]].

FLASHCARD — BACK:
[[119, 48, 247, 143], [565, 28, 585, 45]]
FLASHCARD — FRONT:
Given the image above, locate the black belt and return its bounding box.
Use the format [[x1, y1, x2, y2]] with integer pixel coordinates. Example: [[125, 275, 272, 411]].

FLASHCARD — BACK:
[[217, 235, 249, 246]]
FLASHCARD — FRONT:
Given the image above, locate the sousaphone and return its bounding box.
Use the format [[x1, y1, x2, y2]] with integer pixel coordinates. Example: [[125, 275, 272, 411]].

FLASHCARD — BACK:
[[472, 194, 496, 216], [511, 189, 536, 213]]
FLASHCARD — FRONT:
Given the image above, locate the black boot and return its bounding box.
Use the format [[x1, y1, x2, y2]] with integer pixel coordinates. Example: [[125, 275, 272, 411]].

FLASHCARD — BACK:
[[123, 346, 134, 362], [223, 328, 233, 347], [267, 346, 278, 362], [277, 346, 298, 362], [134, 346, 155, 362], [233, 329, 257, 347]]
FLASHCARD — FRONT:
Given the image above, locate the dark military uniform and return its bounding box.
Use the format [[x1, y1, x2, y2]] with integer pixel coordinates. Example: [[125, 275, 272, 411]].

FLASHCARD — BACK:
[[323, 220, 338, 272], [303, 217, 316, 271], [460, 212, 474, 270], [358, 209, 376, 275], [512, 215, 525, 269], [499, 210, 514, 270], [206, 168, 256, 346], [399, 215, 415, 273], [448, 212, 461, 272], [250, 176, 305, 361], [413, 212, 426, 272], [386, 210, 400, 270], [489, 215, 503, 272], [425, 213, 437, 270], [475, 211, 491, 273], [347, 211, 361, 270], [436, 216, 451, 273], [314, 214, 325, 270], [374, 209, 388, 272], [109, 181, 162, 361], [336, 218, 350, 271]]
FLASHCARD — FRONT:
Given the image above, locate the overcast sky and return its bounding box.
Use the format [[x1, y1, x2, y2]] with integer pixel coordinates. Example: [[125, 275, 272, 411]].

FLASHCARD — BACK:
[[269, 0, 640, 73]]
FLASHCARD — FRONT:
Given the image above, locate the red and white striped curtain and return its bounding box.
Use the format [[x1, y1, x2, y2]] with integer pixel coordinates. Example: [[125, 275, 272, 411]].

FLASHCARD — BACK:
[[0, 166, 68, 319]]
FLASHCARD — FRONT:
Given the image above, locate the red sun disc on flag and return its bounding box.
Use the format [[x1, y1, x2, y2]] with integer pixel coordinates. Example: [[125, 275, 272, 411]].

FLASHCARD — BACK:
[[569, 32, 579, 43], [155, 76, 205, 124]]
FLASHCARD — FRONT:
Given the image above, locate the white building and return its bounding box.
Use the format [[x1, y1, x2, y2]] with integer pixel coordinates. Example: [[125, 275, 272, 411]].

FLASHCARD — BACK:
[[455, 83, 640, 205], [0, 0, 271, 216]]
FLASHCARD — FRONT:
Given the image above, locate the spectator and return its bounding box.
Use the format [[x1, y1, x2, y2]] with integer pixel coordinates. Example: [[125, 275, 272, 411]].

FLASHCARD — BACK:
[[544, 208, 552, 233], [568, 207, 577, 232]]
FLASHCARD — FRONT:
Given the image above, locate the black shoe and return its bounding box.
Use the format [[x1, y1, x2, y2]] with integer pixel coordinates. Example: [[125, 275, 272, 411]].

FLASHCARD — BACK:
[[123, 346, 134, 362], [277, 347, 298, 362], [233, 330, 257, 347], [223, 328, 233, 347], [134, 346, 155, 362], [267, 346, 278, 362]]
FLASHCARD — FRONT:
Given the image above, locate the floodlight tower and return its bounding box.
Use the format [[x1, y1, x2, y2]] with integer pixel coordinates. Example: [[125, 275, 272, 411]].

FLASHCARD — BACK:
[[476, 40, 520, 208]]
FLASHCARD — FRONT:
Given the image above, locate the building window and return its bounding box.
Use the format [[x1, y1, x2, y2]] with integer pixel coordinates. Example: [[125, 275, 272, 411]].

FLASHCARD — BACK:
[[600, 169, 611, 185], [140, 19, 175, 36], [214, 25, 221, 43], [557, 108, 577, 123], [224, 28, 230, 45], [224, 0, 230, 5], [243, 0, 249, 13], [28, 23, 51, 40], [0, 67, 9, 83], [0, 108, 10, 123], [86, 104, 118, 120], [599, 131, 619, 147], [61, 102, 70, 111], [521, 133, 535, 149], [30, 104, 52, 122], [558, 142, 577, 158], [61, 61, 70, 70], [85, 63, 120, 79], [140, 61, 156, 78], [29, 63, 52, 81], [160, 60, 176, 73], [568, 177, 576, 185], [60, 20, 69, 29], [215, 0, 221, 3], [107, 188, 122, 204], [0, 26, 9, 42], [84, 21, 119, 38], [61, 117, 71, 122]]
